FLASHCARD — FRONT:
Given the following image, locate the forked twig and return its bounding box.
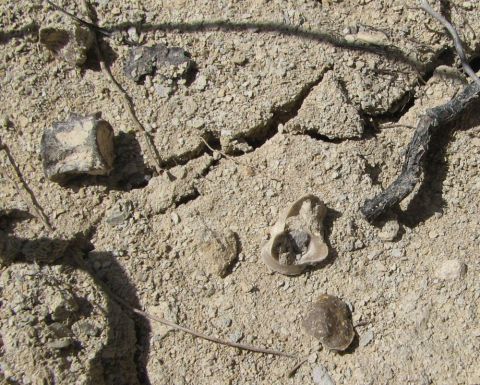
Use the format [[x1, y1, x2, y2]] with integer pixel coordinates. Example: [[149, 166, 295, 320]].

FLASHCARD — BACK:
[[199, 137, 255, 175], [0, 140, 53, 231], [419, 0, 480, 87]]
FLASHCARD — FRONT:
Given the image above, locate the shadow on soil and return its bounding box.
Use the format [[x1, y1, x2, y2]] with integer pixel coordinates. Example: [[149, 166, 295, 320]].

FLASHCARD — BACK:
[[0, 212, 151, 385]]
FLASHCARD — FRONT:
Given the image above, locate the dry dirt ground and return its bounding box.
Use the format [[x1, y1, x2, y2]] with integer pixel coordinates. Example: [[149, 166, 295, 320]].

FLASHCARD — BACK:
[[1, 1, 480, 384]]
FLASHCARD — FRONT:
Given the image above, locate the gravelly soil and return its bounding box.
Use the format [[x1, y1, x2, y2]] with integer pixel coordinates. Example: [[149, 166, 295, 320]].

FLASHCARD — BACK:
[[1, 1, 480, 384]]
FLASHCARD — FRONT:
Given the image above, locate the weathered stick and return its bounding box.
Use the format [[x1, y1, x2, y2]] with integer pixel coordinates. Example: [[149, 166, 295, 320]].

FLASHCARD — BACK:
[[361, 79, 480, 221]]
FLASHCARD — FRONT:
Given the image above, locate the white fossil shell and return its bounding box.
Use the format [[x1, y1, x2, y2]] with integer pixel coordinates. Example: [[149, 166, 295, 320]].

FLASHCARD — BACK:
[[261, 194, 329, 275]]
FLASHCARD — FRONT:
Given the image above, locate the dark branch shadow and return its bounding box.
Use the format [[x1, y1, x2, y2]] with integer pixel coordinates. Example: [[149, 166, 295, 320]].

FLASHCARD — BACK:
[[0, 215, 151, 385], [3, 16, 437, 73], [104, 20, 430, 71], [0, 22, 39, 44]]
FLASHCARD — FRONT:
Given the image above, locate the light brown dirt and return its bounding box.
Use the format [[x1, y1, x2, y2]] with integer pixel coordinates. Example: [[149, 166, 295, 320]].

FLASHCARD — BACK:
[[1, 1, 480, 385]]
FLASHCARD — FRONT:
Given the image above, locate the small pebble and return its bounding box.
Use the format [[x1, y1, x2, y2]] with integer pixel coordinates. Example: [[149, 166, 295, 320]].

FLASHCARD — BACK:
[[435, 259, 467, 280], [359, 330, 374, 347], [229, 330, 243, 343], [312, 365, 335, 385]]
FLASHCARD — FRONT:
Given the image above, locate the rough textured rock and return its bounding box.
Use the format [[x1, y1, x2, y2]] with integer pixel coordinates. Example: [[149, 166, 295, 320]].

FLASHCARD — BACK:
[[285, 71, 364, 139], [41, 114, 115, 182], [197, 230, 238, 277], [123, 43, 194, 83], [303, 294, 354, 351], [312, 365, 336, 385], [435, 259, 467, 280], [145, 154, 212, 214]]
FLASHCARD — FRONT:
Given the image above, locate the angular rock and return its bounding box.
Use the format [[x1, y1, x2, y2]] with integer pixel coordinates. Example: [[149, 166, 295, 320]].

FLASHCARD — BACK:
[[435, 259, 467, 280], [378, 219, 400, 241], [302, 294, 354, 351], [312, 365, 336, 385], [123, 43, 193, 83], [41, 114, 115, 182], [198, 230, 238, 278], [285, 71, 364, 140], [146, 154, 213, 214], [39, 24, 94, 66]]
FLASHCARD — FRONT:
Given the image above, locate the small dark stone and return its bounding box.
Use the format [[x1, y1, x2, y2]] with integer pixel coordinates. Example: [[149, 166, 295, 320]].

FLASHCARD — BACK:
[[123, 44, 193, 83]]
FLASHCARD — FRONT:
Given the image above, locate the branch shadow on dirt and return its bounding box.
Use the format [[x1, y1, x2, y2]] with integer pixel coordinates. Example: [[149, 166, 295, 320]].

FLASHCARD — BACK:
[[105, 20, 430, 71], [4, 16, 436, 73], [58, 131, 153, 192], [397, 98, 480, 227], [0, 215, 152, 385]]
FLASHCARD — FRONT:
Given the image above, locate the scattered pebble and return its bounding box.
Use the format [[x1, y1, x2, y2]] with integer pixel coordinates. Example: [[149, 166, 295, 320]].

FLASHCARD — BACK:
[[229, 330, 243, 343], [312, 365, 336, 385], [359, 330, 374, 347], [378, 219, 400, 241], [197, 230, 238, 277], [39, 24, 93, 66], [435, 259, 467, 280]]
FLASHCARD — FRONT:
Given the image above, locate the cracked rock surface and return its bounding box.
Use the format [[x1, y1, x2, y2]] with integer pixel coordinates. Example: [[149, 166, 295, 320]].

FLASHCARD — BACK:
[[1, 0, 480, 384]]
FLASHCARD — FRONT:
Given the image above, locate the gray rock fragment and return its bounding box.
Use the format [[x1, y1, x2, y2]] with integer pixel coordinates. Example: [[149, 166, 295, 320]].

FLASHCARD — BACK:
[[198, 230, 238, 278], [106, 200, 133, 226], [378, 219, 400, 241], [285, 71, 364, 139], [312, 365, 336, 385], [359, 330, 374, 347], [123, 44, 193, 83], [39, 24, 94, 66], [435, 259, 467, 280], [41, 114, 115, 182]]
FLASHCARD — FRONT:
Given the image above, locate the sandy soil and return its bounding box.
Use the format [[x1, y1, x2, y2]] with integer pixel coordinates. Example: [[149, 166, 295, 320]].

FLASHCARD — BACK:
[[1, 1, 480, 384]]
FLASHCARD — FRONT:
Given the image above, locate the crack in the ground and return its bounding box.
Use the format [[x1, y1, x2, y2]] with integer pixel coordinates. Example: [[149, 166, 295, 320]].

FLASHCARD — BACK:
[[241, 71, 331, 150]]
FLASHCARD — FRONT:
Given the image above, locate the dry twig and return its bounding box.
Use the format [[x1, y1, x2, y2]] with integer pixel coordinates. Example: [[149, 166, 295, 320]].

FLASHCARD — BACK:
[[199, 137, 255, 175], [0, 140, 53, 231], [70, 254, 295, 359]]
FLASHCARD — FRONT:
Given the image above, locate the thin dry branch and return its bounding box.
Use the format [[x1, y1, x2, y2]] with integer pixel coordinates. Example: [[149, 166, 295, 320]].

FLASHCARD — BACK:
[[44, 0, 111, 36], [361, 79, 480, 221], [70, 254, 295, 359], [0, 140, 53, 231], [419, 0, 480, 87]]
